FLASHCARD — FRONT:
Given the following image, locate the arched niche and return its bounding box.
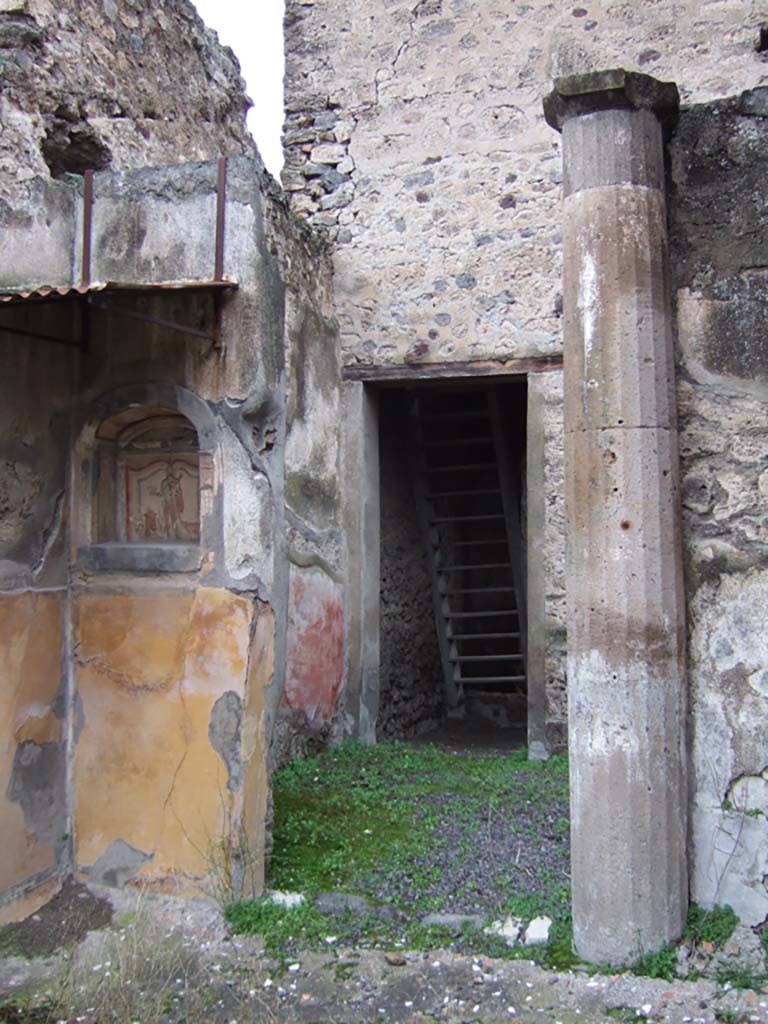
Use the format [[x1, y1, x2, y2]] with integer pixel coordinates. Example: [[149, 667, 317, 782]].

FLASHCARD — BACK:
[[94, 407, 200, 544], [73, 385, 217, 574]]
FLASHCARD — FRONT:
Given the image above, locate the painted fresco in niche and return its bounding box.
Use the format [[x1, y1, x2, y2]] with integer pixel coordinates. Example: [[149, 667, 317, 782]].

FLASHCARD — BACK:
[[119, 416, 199, 543], [95, 409, 201, 544], [124, 456, 199, 541]]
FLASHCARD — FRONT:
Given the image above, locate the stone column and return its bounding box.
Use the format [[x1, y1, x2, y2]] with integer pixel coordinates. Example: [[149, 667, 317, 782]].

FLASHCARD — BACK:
[[544, 70, 687, 964]]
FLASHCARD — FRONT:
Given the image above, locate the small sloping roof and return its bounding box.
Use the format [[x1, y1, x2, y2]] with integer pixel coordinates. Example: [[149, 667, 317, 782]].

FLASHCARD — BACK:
[[0, 280, 237, 304]]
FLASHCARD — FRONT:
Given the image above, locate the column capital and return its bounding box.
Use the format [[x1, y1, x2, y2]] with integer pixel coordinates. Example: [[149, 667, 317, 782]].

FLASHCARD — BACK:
[[544, 69, 679, 134]]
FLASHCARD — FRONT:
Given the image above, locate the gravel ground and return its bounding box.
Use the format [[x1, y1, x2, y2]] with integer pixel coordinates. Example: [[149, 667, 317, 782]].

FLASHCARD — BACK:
[[3, 891, 768, 1024], [1, 745, 766, 1021], [363, 781, 570, 919]]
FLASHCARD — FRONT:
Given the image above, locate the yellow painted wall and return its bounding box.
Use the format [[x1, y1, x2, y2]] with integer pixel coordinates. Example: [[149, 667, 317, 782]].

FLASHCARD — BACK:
[[73, 587, 270, 893], [241, 603, 274, 896], [0, 592, 64, 893]]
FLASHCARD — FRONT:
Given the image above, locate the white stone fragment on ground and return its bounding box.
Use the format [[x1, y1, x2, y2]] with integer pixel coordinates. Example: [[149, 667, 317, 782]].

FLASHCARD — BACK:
[[267, 890, 305, 908], [485, 916, 524, 946], [523, 915, 552, 946]]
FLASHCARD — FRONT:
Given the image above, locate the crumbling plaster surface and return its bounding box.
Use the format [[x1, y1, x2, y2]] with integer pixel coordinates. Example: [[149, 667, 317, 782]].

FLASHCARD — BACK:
[[283, 0, 768, 784], [283, 0, 768, 368], [0, 338, 71, 914], [0, 0, 255, 206], [0, 592, 66, 897], [669, 97, 768, 923], [688, 569, 768, 925], [276, 566, 345, 763], [0, 332, 73, 591], [285, 305, 341, 530], [0, 178, 77, 289], [0, 150, 342, 912], [73, 587, 261, 891], [0, 0, 343, 912]]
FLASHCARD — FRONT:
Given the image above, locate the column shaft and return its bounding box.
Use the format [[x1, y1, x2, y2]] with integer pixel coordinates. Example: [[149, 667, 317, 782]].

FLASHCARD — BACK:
[[546, 72, 687, 965]]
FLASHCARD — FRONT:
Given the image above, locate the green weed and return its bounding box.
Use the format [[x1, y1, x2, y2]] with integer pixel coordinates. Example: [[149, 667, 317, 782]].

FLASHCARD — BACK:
[[715, 964, 767, 990], [0, 997, 54, 1023], [606, 1010, 645, 1023], [685, 904, 738, 949], [632, 943, 678, 981], [715, 1011, 750, 1024]]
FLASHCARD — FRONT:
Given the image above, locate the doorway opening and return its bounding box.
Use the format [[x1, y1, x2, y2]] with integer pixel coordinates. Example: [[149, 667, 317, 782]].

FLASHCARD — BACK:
[[377, 379, 528, 746]]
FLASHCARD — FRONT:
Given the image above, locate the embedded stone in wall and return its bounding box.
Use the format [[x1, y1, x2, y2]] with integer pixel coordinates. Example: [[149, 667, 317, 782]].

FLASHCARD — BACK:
[[283, 566, 344, 724], [677, 379, 768, 580], [671, 96, 768, 401], [677, 284, 768, 399], [283, 0, 768, 367], [671, 96, 768, 931]]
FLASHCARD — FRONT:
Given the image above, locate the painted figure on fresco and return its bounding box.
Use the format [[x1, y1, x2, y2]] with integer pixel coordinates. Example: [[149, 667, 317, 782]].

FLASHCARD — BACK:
[[160, 468, 185, 539], [126, 457, 200, 542]]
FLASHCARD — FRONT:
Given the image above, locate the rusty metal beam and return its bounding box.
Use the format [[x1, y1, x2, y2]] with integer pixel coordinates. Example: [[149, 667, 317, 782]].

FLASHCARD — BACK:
[[341, 354, 563, 382], [0, 323, 83, 348], [212, 157, 229, 349], [81, 170, 94, 287], [215, 157, 227, 282], [88, 297, 220, 343]]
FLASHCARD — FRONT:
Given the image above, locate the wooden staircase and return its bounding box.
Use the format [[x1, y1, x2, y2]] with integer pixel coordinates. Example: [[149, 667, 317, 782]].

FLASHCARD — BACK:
[[409, 386, 527, 717]]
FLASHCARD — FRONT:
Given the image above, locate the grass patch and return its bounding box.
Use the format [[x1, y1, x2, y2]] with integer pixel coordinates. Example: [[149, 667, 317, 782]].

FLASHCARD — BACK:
[[269, 741, 569, 910], [225, 900, 331, 953], [231, 740, 572, 964]]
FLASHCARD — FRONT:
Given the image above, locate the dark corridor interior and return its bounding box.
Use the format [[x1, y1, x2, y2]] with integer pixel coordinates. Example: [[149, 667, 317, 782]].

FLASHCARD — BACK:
[[378, 380, 528, 745]]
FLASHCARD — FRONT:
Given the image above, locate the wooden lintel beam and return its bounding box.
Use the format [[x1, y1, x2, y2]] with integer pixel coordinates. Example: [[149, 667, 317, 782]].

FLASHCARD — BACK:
[[341, 354, 563, 383]]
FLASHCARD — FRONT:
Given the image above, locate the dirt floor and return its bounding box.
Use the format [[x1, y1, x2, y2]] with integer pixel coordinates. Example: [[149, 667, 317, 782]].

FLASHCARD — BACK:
[[1, 884, 768, 1024], [0, 879, 113, 960], [1, 741, 766, 1023]]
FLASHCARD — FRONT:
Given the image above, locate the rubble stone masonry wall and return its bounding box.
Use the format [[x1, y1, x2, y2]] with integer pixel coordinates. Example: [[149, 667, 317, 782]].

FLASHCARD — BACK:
[[285, 0, 768, 923], [0, 0, 255, 206], [378, 391, 444, 740], [283, 0, 768, 367]]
